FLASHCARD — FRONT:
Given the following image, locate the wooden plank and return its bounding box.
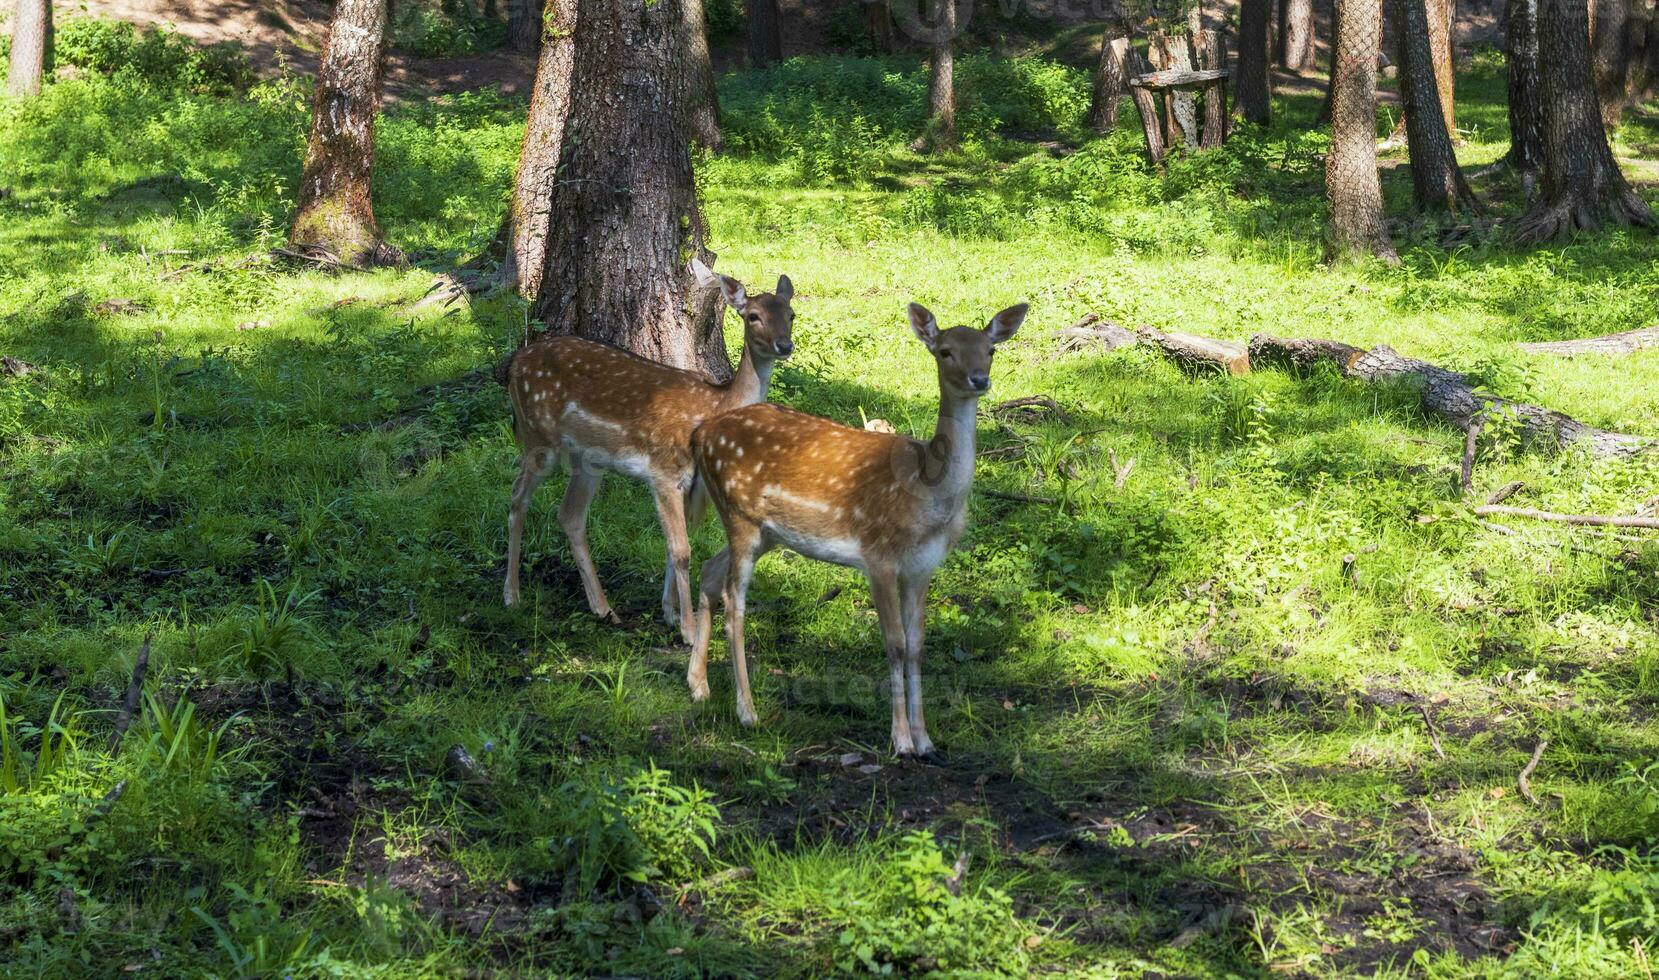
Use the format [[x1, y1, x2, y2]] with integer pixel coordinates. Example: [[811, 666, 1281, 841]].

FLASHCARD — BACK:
[[1129, 68, 1230, 90]]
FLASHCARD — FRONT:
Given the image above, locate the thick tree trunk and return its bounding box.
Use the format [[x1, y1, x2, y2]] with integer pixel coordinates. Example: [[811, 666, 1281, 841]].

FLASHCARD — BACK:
[[1505, 0, 1546, 171], [508, 0, 542, 52], [924, 0, 956, 148], [1426, 0, 1455, 135], [1394, 0, 1478, 211], [1326, 0, 1398, 261], [501, 0, 575, 298], [5, 0, 50, 98], [863, 0, 894, 51], [684, 0, 723, 150], [1592, 0, 1631, 127], [1278, 0, 1318, 72], [1091, 34, 1131, 132], [532, 0, 728, 377], [1237, 0, 1273, 122], [1515, 0, 1655, 241], [746, 0, 781, 67], [290, 0, 396, 268]]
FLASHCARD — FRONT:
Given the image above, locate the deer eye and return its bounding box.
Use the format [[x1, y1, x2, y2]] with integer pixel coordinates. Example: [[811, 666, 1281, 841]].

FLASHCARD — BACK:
[[746, 313, 761, 323], [938, 349, 953, 359]]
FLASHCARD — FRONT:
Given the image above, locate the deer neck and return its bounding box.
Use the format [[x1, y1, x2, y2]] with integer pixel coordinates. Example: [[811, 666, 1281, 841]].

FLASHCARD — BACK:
[[717, 341, 774, 412], [920, 385, 981, 505]]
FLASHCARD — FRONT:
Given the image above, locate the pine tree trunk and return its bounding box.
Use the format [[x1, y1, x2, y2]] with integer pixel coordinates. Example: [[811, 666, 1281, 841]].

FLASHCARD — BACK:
[[747, 0, 781, 67], [684, 0, 723, 150], [1426, 0, 1455, 134], [1278, 0, 1317, 72], [508, 0, 542, 52], [5, 0, 50, 98], [1505, 0, 1546, 171], [532, 0, 728, 377], [1326, 0, 1398, 261], [1238, 0, 1273, 123], [290, 0, 397, 268], [1090, 34, 1131, 132], [863, 0, 894, 51], [924, 0, 956, 148], [1394, 0, 1477, 211], [1592, 0, 1632, 127], [1515, 0, 1655, 241], [501, 0, 575, 298]]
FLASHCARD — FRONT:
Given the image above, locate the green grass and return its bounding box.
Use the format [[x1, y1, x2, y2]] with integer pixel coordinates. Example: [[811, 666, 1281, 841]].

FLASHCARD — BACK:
[[3, 36, 1659, 978]]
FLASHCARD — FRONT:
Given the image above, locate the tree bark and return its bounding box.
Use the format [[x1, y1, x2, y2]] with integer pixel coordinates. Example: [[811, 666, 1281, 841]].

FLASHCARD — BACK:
[[1237, 0, 1273, 123], [532, 0, 728, 377], [1326, 0, 1398, 261], [1504, 0, 1546, 171], [684, 0, 723, 150], [1426, 0, 1456, 135], [1394, 0, 1478, 211], [1515, 0, 1655, 241], [924, 0, 956, 149], [747, 0, 782, 67], [1091, 34, 1131, 133], [863, 0, 894, 51], [5, 0, 51, 98], [1153, 33, 1200, 149], [508, 0, 542, 52], [1592, 0, 1631, 127], [1278, 0, 1317, 72], [290, 0, 397, 268], [501, 0, 575, 298]]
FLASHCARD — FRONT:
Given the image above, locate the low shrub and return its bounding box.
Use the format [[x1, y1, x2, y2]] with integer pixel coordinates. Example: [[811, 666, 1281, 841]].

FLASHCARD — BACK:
[[55, 19, 253, 92]]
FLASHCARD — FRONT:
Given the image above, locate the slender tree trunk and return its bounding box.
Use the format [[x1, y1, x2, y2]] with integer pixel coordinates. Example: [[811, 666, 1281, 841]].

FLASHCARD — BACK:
[[1426, 0, 1455, 135], [1091, 33, 1131, 132], [1278, 0, 1317, 72], [533, 0, 728, 377], [1326, 0, 1398, 261], [1394, 0, 1477, 211], [923, 0, 956, 149], [1505, 0, 1546, 171], [1592, 0, 1632, 127], [501, 0, 575, 298], [1238, 0, 1273, 123], [1515, 0, 1655, 241], [508, 0, 542, 52], [747, 0, 781, 67], [684, 0, 723, 150], [290, 0, 397, 268], [5, 0, 51, 98]]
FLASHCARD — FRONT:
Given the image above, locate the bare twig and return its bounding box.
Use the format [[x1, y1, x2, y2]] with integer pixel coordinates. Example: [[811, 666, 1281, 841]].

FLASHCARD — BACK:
[[1486, 481, 1525, 505], [1417, 705, 1446, 760], [977, 488, 1059, 506], [1518, 740, 1548, 806], [1108, 448, 1137, 489], [107, 635, 152, 753], [1473, 505, 1659, 530], [944, 850, 971, 896]]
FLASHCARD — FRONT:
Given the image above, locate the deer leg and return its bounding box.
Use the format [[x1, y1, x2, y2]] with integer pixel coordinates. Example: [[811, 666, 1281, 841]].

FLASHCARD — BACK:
[[650, 480, 696, 645], [723, 526, 765, 727], [504, 451, 554, 608], [663, 480, 710, 631], [687, 545, 729, 702], [557, 465, 617, 624], [900, 572, 937, 759], [869, 567, 914, 757]]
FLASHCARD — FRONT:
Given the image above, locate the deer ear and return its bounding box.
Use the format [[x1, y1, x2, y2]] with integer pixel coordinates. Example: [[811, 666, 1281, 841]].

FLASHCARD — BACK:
[[986, 303, 1028, 345], [908, 302, 940, 349], [719, 275, 748, 310], [775, 274, 794, 301]]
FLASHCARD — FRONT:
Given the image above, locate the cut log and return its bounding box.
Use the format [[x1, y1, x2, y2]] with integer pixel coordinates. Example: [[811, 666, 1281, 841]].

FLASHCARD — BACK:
[[1130, 82, 1167, 166], [1055, 314, 1137, 353], [1140, 328, 1251, 376], [1517, 326, 1659, 356], [1247, 334, 1366, 373], [1250, 334, 1652, 457], [1130, 68, 1231, 89]]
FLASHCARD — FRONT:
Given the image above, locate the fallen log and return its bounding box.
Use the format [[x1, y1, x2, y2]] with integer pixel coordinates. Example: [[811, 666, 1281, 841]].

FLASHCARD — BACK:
[[1472, 504, 1659, 530], [1250, 334, 1652, 458], [1140, 328, 1250, 376], [1054, 314, 1137, 353], [1518, 326, 1659, 357]]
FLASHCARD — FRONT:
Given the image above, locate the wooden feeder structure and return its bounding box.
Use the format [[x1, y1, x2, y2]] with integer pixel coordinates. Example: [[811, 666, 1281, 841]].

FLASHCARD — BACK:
[[1128, 30, 1230, 166]]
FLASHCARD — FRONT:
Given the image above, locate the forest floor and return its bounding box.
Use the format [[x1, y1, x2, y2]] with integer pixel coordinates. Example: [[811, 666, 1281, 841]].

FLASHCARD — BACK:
[[3, 25, 1659, 980]]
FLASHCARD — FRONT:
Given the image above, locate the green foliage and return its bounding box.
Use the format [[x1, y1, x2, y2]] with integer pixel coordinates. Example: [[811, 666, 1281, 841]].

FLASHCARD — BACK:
[[546, 764, 720, 896], [390, 3, 506, 57], [55, 19, 253, 92]]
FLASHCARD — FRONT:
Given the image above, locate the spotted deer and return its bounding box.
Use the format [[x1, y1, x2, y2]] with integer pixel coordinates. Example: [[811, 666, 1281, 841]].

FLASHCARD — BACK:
[[502, 263, 796, 645], [688, 301, 1027, 757]]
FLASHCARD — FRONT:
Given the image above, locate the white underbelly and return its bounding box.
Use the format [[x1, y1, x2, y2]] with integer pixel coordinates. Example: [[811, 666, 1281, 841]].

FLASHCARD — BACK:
[[899, 532, 952, 578], [768, 523, 866, 572], [561, 434, 654, 481]]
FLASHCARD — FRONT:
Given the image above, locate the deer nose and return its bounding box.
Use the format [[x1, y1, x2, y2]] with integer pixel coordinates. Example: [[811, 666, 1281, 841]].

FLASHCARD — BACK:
[[968, 373, 991, 392], [773, 339, 794, 357]]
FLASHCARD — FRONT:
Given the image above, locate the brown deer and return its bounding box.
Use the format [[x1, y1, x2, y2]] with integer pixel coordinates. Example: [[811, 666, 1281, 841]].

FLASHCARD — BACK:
[[502, 262, 796, 645], [688, 301, 1027, 757]]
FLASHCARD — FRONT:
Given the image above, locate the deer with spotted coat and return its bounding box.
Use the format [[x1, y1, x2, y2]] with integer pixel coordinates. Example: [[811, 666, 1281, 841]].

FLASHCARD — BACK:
[[502, 262, 796, 645], [688, 301, 1027, 758]]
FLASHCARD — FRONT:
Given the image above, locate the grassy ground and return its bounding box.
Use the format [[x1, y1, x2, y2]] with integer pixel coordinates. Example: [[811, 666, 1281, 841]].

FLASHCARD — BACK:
[[3, 35, 1659, 978]]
